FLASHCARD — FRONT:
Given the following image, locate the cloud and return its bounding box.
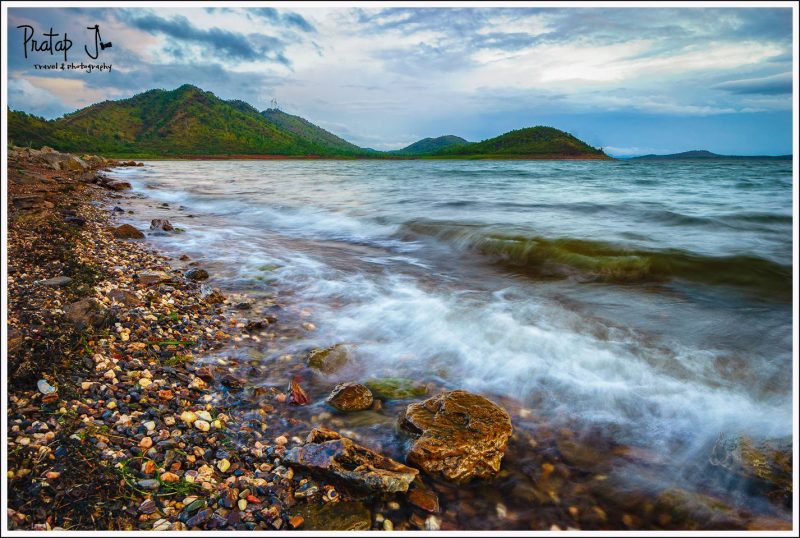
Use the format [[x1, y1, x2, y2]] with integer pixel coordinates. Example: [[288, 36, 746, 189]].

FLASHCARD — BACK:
[[714, 72, 792, 95], [248, 8, 316, 33], [121, 12, 290, 63]]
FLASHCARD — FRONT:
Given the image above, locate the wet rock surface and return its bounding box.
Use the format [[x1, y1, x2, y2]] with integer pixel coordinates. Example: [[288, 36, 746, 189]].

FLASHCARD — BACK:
[[401, 390, 513, 482], [305, 344, 353, 373], [326, 383, 373, 411], [283, 428, 418, 493]]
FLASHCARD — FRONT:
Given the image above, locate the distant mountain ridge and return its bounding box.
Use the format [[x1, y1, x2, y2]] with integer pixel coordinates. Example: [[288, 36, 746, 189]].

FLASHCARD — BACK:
[[8, 84, 609, 160], [390, 135, 471, 156], [630, 150, 791, 160]]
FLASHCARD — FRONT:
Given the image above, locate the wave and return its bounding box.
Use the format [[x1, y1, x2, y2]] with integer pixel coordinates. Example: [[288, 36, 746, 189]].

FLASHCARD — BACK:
[[397, 219, 792, 299]]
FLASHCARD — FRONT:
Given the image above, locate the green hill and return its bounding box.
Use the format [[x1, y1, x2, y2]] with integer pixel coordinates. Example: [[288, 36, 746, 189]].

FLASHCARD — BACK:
[[433, 126, 609, 159], [390, 135, 471, 156], [7, 85, 369, 157], [8, 85, 610, 160], [260, 109, 369, 155]]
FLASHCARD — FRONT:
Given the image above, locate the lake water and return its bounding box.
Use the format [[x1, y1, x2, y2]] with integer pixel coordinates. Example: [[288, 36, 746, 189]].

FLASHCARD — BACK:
[[108, 159, 794, 528]]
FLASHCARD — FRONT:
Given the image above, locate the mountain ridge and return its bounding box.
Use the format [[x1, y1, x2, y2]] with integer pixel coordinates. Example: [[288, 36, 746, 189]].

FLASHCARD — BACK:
[[8, 84, 610, 160], [629, 150, 791, 160]]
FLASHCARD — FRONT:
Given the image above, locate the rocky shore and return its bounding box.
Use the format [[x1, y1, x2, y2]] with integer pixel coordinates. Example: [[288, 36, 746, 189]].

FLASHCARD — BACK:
[[5, 147, 793, 531]]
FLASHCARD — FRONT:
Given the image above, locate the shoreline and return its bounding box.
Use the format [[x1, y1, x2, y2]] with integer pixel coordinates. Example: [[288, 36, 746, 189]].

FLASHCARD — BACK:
[[5, 148, 792, 531], [30, 153, 615, 162]]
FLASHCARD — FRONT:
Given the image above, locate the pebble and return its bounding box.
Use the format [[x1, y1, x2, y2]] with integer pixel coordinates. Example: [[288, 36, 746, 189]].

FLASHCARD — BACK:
[[217, 459, 231, 472], [237, 499, 247, 511], [139, 437, 153, 449], [180, 411, 198, 424], [194, 420, 211, 432]]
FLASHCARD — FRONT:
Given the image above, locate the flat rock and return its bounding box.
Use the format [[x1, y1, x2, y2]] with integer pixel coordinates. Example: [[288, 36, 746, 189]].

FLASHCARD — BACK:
[[283, 427, 418, 493], [400, 390, 513, 483], [365, 377, 428, 400], [291, 501, 371, 531], [137, 271, 171, 286], [37, 276, 73, 287]]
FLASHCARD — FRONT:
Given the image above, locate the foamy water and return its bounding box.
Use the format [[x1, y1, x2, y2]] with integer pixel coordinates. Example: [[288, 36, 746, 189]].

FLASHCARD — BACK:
[[107, 159, 793, 508]]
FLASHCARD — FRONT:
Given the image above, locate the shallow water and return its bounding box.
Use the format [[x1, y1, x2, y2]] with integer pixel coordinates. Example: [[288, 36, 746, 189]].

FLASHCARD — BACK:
[[107, 158, 793, 527]]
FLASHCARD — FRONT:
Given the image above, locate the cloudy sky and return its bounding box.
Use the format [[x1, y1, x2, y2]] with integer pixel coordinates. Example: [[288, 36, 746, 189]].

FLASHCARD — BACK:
[[6, 6, 794, 155]]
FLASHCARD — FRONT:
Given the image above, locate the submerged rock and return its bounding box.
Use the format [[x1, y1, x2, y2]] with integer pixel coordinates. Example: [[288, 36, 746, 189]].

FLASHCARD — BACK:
[[111, 224, 144, 239], [365, 377, 428, 400], [709, 434, 792, 507], [400, 390, 512, 483], [305, 344, 353, 374], [326, 383, 373, 411], [290, 501, 371, 531], [283, 427, 418, 493]]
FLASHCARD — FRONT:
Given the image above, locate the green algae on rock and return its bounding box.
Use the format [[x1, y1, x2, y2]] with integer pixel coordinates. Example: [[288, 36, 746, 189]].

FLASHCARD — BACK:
[[364, 377, 428, 400]]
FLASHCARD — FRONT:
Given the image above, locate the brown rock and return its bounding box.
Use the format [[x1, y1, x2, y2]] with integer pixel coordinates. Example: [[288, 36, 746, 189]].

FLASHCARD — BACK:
[[185, 268, 209, 281], [150, 218, 174, 232], [63, 298, 109, 330], [283, 427, 418, 493], [400, 390, 512, 483], [112, 224, 145, 239], [408, 486, 440, 513], [326, 383, 373, 411], [107, 288, 140, 307]]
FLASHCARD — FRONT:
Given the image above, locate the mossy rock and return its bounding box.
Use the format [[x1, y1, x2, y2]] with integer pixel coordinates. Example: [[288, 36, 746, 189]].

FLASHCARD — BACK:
[[364, 377, 428, 400], [305, 344, 353, 374]]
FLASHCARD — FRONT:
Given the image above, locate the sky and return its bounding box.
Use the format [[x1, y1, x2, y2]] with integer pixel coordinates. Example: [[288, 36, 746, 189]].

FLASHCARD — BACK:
[[5, 6, 795, 155]]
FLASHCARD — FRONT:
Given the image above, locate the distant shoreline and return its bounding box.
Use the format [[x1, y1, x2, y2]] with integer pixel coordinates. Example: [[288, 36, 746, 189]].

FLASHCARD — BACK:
[[88, 153, 617, 161]]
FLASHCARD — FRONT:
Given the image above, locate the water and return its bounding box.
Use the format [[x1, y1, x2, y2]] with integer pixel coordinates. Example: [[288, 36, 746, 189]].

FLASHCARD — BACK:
[[108, 159, 793, 527]]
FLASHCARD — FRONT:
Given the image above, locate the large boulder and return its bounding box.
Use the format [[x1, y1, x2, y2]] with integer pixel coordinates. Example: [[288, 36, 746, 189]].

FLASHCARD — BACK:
[[283, 427, 418, 493], [400, 390, 513, 483], [326, 383, 373, 411], [60, 155, 88, 171]]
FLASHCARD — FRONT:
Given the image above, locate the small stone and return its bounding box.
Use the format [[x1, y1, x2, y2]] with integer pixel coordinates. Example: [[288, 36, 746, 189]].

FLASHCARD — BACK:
[[274, 435, 288, 446], [160, 472, 180, 483], [139, 499, 157, 514], [289, 515, 304, 529], [217, 459, 231, 472], [237, 499, 247, 511], [196, 410, 212, 422], [138, 479, 159, 490], [37, 379, 57, 394], [139, 378, 153, 388], [194, 420, 211, 432], [143, 421, 156, 432], [180, 411, 198, 424], [139, 437, 153, 449]]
